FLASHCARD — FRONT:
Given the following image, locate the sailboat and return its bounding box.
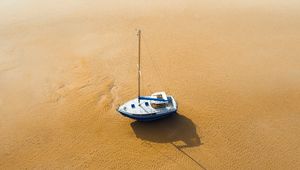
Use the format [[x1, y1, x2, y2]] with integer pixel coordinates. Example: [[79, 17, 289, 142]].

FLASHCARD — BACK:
[[117, 30, 178, 121]]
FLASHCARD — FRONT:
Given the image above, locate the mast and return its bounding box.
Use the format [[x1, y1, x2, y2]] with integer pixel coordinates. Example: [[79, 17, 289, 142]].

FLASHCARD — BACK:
[[137, 29, 141, 104]]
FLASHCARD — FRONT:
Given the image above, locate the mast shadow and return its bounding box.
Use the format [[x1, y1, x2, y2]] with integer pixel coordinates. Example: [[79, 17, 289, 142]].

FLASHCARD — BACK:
[[130, 113, 201, 148]]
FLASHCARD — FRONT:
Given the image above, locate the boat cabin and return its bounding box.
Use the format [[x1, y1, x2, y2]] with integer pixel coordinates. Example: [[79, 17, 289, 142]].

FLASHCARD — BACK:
[[150, 92, 168, 109]]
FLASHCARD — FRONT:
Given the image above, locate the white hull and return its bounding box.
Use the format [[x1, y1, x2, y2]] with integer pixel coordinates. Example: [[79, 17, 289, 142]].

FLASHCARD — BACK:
[[117, 94, 177, 121]]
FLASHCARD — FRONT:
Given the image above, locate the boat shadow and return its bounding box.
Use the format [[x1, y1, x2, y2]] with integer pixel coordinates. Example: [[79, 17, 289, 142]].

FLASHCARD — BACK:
[[130, 113, 201, 148]]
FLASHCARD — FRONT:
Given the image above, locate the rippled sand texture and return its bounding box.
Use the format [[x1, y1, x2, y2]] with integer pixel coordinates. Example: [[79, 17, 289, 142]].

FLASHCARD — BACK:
[[0, 0, 300, 169]]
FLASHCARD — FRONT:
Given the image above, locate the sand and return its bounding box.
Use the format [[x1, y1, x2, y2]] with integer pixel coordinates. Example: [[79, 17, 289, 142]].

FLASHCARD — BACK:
[[0, 0, 300, 169]]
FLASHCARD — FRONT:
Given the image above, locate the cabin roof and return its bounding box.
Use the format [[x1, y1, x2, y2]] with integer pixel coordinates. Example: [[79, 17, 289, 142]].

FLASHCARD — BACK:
[[151, 91, 168, 104]]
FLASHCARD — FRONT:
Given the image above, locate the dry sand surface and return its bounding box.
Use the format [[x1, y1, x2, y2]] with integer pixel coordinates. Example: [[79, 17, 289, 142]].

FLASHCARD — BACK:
[[1, 0, 300, 169]]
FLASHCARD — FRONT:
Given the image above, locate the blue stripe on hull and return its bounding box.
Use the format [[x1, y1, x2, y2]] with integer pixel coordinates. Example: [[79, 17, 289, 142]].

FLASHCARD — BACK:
[[118, 110, 177, 121], [138, 96, 168, 102]]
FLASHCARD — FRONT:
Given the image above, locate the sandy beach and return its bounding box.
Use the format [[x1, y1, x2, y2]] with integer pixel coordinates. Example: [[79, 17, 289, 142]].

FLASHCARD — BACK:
[[0, 0, 300, 169]]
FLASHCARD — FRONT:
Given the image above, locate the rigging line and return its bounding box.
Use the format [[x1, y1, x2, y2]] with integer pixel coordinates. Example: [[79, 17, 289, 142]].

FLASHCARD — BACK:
[[121, 28, 152, 93], [139, 58, 152, 94], [140, 67, 152, 94], [171, 143, 207, 170], [141, 35, 164, 88], [141, 35, 165, 92], [137, 34, 152, 95], [142, 141, 189, 170]]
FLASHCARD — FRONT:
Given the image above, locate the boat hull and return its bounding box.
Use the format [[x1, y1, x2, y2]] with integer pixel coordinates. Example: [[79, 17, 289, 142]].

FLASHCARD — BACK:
[[117, 93, 178, 121], [118, 109, 177, 121]]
